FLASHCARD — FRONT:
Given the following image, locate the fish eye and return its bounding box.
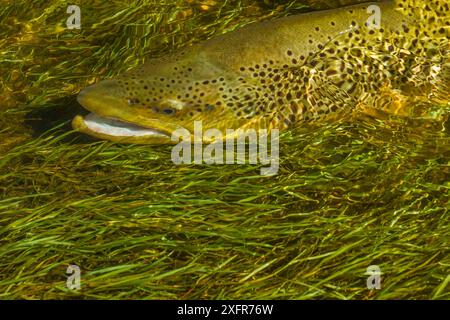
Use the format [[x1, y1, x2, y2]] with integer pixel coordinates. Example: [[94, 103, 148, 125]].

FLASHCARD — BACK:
[[161, 108, 176, 115]]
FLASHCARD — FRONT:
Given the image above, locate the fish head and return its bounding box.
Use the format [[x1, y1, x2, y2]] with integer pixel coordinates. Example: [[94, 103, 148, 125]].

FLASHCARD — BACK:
[[73, 52, 253, 144]]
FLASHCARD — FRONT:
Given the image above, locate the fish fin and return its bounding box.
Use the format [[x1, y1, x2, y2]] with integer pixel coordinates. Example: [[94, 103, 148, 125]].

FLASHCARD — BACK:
[[430, 57, 450, 106], [394, 0, 450, 105], [354, 86, 414, 120]]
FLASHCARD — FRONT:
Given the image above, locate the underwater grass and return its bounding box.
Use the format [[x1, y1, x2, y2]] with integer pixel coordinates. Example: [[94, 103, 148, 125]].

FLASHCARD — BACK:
[[0, 0, 449, 299]]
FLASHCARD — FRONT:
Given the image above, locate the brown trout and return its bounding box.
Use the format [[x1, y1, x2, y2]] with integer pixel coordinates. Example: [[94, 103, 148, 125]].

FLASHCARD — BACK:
[[73, 0, 449, 144]]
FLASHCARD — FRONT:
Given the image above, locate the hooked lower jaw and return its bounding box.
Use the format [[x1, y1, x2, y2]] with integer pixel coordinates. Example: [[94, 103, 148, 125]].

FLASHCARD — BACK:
[[72, 113, 176, 144], [78, 113, 169, 137]]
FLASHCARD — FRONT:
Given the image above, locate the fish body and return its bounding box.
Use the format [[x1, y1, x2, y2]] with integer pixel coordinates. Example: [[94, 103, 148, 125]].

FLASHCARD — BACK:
[[73, 0, 449, 144]]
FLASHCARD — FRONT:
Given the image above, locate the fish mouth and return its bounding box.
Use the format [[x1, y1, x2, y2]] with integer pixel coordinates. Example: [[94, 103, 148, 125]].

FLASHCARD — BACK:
[[72, 113, 174, 144]]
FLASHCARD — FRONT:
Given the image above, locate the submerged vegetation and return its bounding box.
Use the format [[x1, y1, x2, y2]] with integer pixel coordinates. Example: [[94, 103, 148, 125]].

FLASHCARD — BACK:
[[0, 0, 449, 299]]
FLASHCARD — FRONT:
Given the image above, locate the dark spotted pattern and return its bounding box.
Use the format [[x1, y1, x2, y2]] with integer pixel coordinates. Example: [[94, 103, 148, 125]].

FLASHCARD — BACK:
[[114, 0, 449, 132]]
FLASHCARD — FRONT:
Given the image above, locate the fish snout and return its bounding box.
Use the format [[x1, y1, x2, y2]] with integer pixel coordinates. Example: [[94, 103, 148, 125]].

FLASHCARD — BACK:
[[77, 79, 126, 112]]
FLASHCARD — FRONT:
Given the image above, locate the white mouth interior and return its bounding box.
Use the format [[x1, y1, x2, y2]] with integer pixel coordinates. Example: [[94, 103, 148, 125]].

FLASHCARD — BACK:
[[84, 113, 167, 137]]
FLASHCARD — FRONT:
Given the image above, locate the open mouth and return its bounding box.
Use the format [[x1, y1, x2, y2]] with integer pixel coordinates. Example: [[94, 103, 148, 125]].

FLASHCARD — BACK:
[[81, 113, 169, 137]]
